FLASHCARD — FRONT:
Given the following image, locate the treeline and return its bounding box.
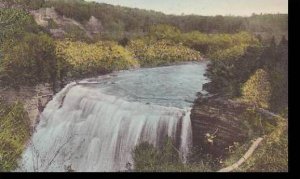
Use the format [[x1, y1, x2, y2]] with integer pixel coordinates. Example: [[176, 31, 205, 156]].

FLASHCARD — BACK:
[[45, 0, 287, 35], [0, 0, 287, 42], [127, 39, 201, 67], [55, 40, 138, 80], [1, 7, 262, 91], [205, 36, 288, 115], [0, 8, 57, 89]]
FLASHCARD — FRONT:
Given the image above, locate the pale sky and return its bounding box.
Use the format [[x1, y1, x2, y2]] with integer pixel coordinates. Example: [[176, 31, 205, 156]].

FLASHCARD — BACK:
[[86, 0, 288, 16]]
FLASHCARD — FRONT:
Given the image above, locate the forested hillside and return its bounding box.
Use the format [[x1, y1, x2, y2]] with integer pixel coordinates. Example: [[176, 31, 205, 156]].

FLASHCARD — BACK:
[[0, 0, 288, 42]]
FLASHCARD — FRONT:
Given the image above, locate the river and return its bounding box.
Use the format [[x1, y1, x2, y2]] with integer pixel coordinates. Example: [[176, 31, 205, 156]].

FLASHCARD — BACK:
[[18, 62, 210, 172]]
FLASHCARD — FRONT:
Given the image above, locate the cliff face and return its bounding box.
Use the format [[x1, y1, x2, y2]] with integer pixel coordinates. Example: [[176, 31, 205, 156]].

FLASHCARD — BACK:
[[0, 84, 53, 132], [190, 95, 251, 157], [30, 8, 103, 39]]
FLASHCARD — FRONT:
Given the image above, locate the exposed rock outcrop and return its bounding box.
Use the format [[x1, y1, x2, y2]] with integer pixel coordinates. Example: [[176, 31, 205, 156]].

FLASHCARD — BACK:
[[30, 7, 94, 39], [190, 94, 281, 157], [85, 16, 103, 35], [191, 96, 249, 156], [190, 95, 251, 157], [0, 84, 53, 133]]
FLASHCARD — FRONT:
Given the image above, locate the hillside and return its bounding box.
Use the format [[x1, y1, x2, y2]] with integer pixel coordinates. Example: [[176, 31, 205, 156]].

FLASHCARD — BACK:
[[0, 0, 288, 42]]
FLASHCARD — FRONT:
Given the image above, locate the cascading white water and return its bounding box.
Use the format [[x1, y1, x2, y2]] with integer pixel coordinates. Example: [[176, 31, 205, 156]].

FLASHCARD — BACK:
[[18, 62, 209, 172]]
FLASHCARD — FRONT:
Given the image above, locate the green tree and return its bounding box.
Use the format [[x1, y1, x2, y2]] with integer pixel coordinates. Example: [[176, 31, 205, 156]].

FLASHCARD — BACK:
[[241, 69, 271, 109], [132, 137, 182, 172], [55, 40, 138, 79], [0, 33, 57, 89], [148, 24, 181, 41], [205, 44, 263, 96], [269, 36, 288, 113], [0, 8, 40, 46]]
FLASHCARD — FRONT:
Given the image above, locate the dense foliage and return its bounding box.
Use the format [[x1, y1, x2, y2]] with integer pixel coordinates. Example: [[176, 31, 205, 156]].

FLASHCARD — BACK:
[[132, 139, 182, 172], [241, 69, 271, 109], [43, 0, 287, 40], [55, 40, 139, 78], [1, 0, 287, 42], [0, 33, 57, 88], [205, 36, 288, 113], [0, 100, 30, 171], [224, 117, 287, 172], [127, 38, 201, 67], [0, 8, 41, 45], [241, 120, 288, 172], [132, 138, 212, 172], [0, 0, 45, 10]]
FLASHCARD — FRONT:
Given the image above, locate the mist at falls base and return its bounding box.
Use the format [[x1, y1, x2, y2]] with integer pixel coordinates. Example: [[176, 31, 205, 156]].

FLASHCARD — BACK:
[[18, 62, 209, 172]]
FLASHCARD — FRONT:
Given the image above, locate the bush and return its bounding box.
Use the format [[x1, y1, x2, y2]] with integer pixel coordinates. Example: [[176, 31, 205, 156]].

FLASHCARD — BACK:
[[132, 137, 213, 172], [241, 69, 271, 109], [55, 40, 139, 78], [227, 119, 288, 172], [132, 138, 184, 172], [0, 33, 57, 88], [204, 44, 263, 97], [127, 39, 201, 67], [0, 8, 40, 46], [0, 100, 30, 171]]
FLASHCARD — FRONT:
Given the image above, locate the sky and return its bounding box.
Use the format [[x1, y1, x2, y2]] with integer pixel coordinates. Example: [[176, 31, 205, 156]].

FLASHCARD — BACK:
[[86, 0, 288, 16]]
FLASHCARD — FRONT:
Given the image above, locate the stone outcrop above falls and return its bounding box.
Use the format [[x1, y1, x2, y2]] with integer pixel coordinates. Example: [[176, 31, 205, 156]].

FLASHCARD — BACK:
[[0, 84, 53, 132], [190, 95, 251, 157]]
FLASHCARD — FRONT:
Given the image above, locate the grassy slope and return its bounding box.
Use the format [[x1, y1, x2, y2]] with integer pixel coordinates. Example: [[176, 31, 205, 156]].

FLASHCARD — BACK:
[[223, 118, 288, 172]]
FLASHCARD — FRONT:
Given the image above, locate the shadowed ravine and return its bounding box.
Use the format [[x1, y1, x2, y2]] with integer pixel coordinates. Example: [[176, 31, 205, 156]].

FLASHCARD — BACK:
[[18, 62, 209, 172]]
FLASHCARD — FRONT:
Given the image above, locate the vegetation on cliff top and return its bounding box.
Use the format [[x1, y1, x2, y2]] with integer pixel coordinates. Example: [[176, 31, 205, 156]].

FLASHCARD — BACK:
[[55, 40, 138, 78], [127, 39, 201, 67], [241, 69, 272, 109], [205, 36, 288, 114]]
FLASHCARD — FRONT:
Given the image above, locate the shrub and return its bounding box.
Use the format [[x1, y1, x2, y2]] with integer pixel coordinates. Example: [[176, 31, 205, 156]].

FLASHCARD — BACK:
[[0, 33, 57, 88], [241, 69, 271, 109], [0, 100, 30, 171], [132, 137, 212, 172], [127, 39, 201, 67], [55, 40, 139, 78]]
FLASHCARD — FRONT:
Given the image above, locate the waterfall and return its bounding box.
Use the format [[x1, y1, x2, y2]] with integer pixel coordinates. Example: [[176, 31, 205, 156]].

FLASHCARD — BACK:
[[18, 84, 193, 172], [18, 62, 209, 172]]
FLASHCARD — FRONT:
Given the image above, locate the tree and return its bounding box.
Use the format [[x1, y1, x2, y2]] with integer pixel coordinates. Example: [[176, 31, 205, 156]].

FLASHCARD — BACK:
[[0, 8, 40, 46], [241, 69, 271, 109], [148, 24, 181, 41], [0, 33, 57, 89], [132, 137, 182, 172], [268, 36, 288, 113]]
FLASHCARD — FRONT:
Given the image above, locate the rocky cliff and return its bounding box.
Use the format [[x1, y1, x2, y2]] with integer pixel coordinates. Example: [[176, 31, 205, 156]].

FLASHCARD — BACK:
[[0, 84, 53, 133], [190, 93, 281, 157], [190, 95, 251, 157], [30, 7, 103, 39]]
